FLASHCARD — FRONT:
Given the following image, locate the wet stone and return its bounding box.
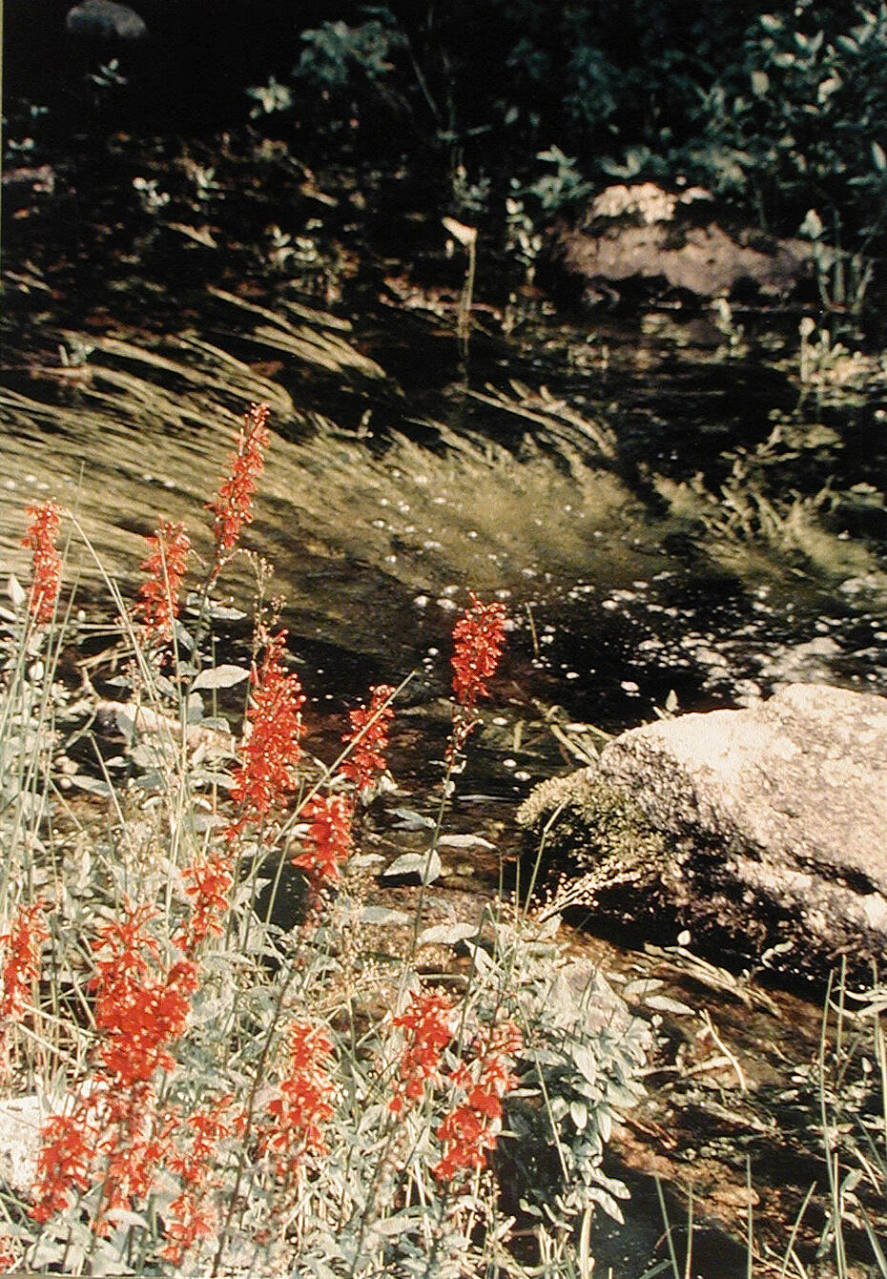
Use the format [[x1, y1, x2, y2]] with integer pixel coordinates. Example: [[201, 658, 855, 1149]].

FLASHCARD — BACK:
[[519, 682, 887, 986]]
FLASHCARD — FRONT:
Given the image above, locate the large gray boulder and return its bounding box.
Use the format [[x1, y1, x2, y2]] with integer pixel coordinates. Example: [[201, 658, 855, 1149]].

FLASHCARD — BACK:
[[518, 683, 887, 985]]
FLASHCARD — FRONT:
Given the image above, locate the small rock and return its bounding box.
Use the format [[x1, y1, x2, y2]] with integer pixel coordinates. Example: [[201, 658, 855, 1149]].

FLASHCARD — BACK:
[[66, 0, 148, 41]]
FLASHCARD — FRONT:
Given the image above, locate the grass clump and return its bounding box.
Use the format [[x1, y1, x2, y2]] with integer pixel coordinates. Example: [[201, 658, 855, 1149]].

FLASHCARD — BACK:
[[0, 403, 649, 1277]]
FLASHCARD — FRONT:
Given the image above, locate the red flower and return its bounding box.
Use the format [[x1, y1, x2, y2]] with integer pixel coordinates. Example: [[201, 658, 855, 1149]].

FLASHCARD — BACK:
[[0, 1233, 20, 1270], [21, 500, 62, 624], [340, 684, 396, 794], [32, 904, 199, 1229], [89, 904, 196, 1086], [30, 1108, 96, 1221], [162, 1094, 236, 1265], [228, 629, 306, 836], [0, 900, 48, 1023], [291, 793, 353, 885], [432, 1018, 521, 1184], [177, 854, 234, 952], [134, 519, 191, 642], [208, 403, 271, 576], [449, 593, 507, 757], [389, 988, 454, 1115], [259, 1019, 335, 1182], [451, 593, 506, 712]]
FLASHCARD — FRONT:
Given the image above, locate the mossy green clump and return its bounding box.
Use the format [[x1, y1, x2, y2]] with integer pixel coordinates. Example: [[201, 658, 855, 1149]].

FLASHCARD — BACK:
[[517, 771, 668, 897]]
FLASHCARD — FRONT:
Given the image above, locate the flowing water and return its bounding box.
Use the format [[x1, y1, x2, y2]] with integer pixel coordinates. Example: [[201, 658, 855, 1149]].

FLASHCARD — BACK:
[[2, 128, 887, 1273]]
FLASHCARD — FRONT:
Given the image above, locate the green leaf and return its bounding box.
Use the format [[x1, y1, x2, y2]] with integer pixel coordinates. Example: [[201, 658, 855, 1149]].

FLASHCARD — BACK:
[[360, 905, 411, 925], [646, 994, 695, 1015], [69, 775, 113, 797], [418, 921, 478, 946], [192, 664, 251, 690], [571, 1044, 599, 1087], [382, 850, 442, 884], [7, 574, 25, 607], [569, 1100, 588, 1131], [872, 141, 886, 171]]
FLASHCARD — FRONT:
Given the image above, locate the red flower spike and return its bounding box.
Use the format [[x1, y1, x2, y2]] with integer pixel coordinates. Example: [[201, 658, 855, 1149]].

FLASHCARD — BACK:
[[258, 1019, 335, 1183], [161, 1094, 235, 1264], [30, 1108, 96, 1221], [432, 1017, 521, 1185], [291, 793, 353, 885], [21, 500, 62, 624], [340, 683, 396, 794], [449, 593, 507, 758], [177, 854, 234, 952], [451, 593, 506, 712], [389, 989, 455, 1116], [208, 403, 271, 577], [134, 519, 191, 643], [228, 629, 306, 836], [0, 900, 48, 1024]]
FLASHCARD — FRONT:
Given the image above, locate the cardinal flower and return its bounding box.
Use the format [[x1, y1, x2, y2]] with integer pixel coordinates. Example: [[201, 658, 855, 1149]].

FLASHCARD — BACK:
[[228, 629, 306, 836], [208, 403, 271, 577], [21, 500, 62, 624], [134, 519, 191, 642]]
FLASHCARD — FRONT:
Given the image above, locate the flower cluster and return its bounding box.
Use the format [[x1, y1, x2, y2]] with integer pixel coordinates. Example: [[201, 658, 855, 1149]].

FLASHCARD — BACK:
[[389, 988, 454, 1116], [433, 1018, 522, 1184], [228, 629, 306, 836], [340, 683, 396, 794], [177, 853, 234, 953], [449, 593, 507, 756], [30, 903, 199, 1229], [451, 593, 507, 713], [21, 500, 62, 625], [291, 792, 353, 887], [90, 905, 198, 1085], [208, 402, 271, 575], [258, 1019, 336, 1183], [162, 1094, 239, 1265], [0, 901, 48, 1024], [134, 519, 191, 642]]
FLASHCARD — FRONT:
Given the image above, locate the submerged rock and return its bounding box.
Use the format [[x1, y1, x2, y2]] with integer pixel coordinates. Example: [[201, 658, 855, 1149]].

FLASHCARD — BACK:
[[66, 0, 148, 41], [518, 683, 887, 985], [550, 182, 817, 305]]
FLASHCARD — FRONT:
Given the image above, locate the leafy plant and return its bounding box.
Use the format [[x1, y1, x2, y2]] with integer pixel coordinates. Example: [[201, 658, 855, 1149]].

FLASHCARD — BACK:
[[0, 404, 650, 1276], [683, 0, 887, 309]]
